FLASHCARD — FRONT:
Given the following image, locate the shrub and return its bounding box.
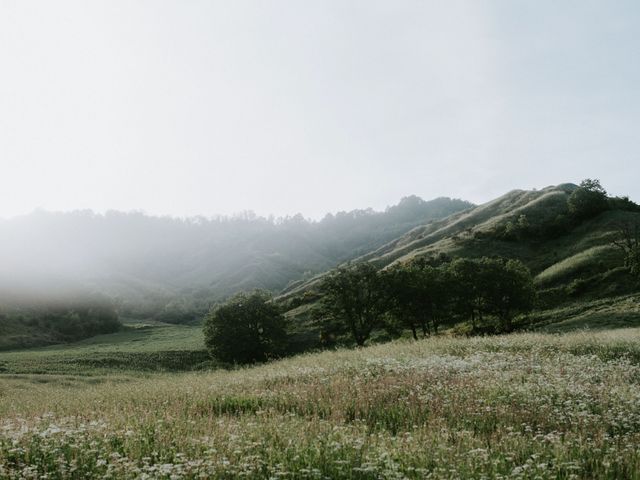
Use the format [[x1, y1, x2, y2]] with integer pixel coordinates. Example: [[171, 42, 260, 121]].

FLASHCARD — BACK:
[[203, 290, 287, 364], [568, 179, 609, 221]]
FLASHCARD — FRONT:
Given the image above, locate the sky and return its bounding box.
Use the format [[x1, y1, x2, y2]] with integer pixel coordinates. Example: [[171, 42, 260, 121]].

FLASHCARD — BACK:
[[1, 0, 639, 220]]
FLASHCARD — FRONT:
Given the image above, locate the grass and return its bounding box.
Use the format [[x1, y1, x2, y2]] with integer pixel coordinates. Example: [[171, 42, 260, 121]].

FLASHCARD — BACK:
[[534, 245, 620, 285], [1, 329, 640, 478], [528, 294, 640, 333], [0, 320, 208, 375]]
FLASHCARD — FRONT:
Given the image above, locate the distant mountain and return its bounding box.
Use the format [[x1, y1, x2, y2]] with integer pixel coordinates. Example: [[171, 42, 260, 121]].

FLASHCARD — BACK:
[[0, 196, 472, 322]]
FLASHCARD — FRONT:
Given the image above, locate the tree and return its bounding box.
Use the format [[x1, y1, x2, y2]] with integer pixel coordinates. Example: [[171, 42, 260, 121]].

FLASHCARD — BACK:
[[608, 196, 640, 212], [482, 259, 536, 332], [382, 262, 453, 339], [203, 290, 287, 364], [418, 265, 454, 334], [612, 221, 640, 278], [447, 257, 535, 333], [381, 265, 424, 340], [447, 258, 487, 332], [318, 263, 385, 346], [568, 179, 609, 221], [502, 214, 530, 241]]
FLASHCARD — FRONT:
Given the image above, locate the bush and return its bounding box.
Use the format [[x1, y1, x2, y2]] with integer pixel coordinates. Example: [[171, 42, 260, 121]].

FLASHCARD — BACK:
[[568, 179, 609, 221], [608, 196, 640, 212], [203, 290, 288, 364]]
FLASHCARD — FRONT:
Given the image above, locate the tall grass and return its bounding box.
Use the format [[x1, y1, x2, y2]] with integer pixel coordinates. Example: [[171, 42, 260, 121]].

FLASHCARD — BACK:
[[1, 329, 640, 478]]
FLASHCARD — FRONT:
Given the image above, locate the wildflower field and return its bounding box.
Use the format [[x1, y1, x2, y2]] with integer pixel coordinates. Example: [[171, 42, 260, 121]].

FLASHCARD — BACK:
[[1, 329, 640, 479]]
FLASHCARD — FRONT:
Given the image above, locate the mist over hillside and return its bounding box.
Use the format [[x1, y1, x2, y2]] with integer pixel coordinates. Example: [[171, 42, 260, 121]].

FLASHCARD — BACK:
[[3, 180, 638, 351], [0, 196, 472, 321]]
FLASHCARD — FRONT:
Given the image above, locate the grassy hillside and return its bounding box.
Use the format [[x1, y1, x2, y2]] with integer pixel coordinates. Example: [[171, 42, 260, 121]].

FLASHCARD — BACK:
[[281, 184, 640, 312], [1, 328, 640, 478], [529, 293, 640, 333], [367, 186, 638, 296], [279, 186, 563, 299]]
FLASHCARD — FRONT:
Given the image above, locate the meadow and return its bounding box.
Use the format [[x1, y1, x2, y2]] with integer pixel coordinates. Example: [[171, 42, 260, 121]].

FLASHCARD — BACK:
[[1, 328, 640, 479], [0, 320, 208, 375]]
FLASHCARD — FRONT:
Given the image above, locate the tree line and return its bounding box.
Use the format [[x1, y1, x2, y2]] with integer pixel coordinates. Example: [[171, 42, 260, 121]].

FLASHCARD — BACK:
[[203, 256, 536, 364], [0, 298, 121, 350], [318, 257, 536, 346]]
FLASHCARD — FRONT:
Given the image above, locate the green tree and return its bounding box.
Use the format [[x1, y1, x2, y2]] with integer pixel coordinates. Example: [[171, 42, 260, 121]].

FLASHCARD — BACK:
[[203, 290, 287, 364], [568, 179, 609, 220], [447, 258, 487, 332], [482, 259, 536, 332], [418, 265, 454, 334], [447, 257, 535, 333], [318, 263, 385, 346], [612, 221, 640, 278], [382, 262, 452, 339], [381, 265, 423, 340]]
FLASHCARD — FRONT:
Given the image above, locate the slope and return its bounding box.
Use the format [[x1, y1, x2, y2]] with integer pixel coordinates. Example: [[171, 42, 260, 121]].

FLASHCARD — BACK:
[[280, 183, 640, 327]]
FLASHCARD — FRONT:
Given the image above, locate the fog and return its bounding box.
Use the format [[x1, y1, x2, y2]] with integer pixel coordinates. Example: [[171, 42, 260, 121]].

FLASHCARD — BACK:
[[0, 197, 471, 309]]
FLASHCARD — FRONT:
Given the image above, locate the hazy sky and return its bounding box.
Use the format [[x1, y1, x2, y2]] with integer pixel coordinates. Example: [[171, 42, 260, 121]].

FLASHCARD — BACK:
[[1, 1, 639, 219]]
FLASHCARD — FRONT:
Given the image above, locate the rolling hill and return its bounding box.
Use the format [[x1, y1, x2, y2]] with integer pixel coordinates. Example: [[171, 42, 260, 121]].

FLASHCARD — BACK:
[[280, 183, 640, 336]]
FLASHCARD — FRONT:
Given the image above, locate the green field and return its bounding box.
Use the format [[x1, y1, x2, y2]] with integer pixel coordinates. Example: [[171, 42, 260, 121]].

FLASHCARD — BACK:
[[0, 320, 208, 375], [2, 327, 640, 479]]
